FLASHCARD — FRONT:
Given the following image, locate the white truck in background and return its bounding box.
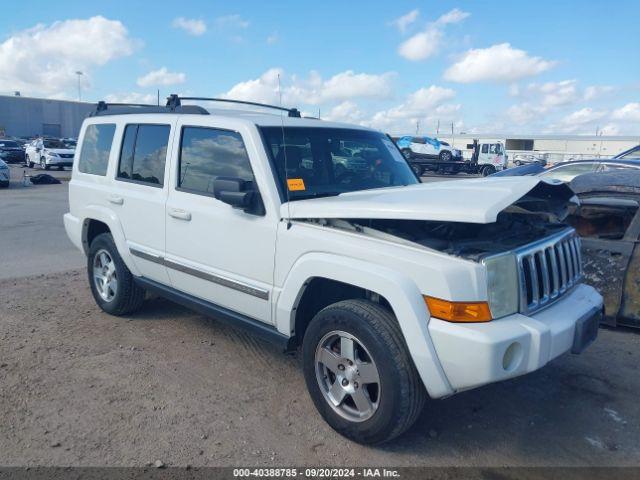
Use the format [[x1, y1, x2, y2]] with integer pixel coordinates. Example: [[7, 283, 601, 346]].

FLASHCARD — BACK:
[[396, 136, 507, 176]]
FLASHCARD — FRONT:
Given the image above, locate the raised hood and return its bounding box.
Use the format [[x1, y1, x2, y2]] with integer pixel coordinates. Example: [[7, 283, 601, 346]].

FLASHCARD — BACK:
[[281, 177, 576, 224]]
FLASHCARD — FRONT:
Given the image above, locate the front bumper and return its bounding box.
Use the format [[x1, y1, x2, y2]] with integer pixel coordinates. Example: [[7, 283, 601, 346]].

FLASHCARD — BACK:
[[46, 156, 73, 166], [428, 284, 602, 393]]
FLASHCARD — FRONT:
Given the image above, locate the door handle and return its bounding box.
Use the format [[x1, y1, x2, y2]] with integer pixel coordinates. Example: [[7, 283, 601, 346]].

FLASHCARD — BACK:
[[108, 195, 124, 205], [168, 208, 192, 221]]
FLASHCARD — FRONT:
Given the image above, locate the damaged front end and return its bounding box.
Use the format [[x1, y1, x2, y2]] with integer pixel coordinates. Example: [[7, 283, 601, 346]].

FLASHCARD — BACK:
[[290, 178, 581, 320]]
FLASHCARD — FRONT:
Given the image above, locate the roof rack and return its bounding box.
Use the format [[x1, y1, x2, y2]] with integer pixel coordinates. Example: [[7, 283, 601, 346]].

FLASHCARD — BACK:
[[166, 94, 302, 118], [89, 101, 209, 117]]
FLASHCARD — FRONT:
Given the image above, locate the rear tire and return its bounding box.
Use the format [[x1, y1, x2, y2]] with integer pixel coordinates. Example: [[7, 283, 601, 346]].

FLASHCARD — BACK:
[[481, 165, 496, 176], [410, 163, 423, 177], [88, 233, 145, 316], [302, 299, 426, 444], [401, 148, 412, 160], [27, 155, 34, 168]]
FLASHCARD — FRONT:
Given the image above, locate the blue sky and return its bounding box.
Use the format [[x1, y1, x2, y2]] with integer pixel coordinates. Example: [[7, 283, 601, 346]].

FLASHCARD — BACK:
[[1, 0, 639, 135]]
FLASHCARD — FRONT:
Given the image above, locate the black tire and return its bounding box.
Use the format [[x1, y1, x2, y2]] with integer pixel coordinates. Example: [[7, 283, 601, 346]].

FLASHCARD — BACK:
[[87, 233, 145, 316], [410, 163, 423, 177], [481, 165, 496, 177], [27, 155, 34, 168], [401, 148, 412, 160], [40, 157, 50, 170], [439, 150, 452, 162], [514, 160, 522, 166], [302, 299, 426, 444]]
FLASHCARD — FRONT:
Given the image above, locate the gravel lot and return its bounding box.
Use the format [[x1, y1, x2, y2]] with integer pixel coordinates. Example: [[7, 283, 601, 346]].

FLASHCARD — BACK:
[[1, 170, 639, 468]]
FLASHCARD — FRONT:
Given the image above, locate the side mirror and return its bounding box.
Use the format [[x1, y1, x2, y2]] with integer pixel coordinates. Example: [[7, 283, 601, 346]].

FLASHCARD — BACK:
[[213, 177, 265, 215]]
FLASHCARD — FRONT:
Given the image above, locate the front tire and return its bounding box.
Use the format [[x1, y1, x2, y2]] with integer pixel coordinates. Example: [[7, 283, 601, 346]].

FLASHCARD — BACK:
[[439, 150, 452, 162], [410, 163, 423, 177], [40, 157, 50, 170], [302, 299, 426, 444], [88, 233, 145, 316]]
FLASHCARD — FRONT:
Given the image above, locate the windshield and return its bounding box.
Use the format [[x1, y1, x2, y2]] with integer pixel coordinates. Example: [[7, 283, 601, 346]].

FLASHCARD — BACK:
[[43, 139, 66, 149], [260, 127, 418, 201]]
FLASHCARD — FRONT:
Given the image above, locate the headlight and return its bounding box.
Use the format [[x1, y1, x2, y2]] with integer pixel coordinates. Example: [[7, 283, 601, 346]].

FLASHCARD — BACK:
[[48, 151, 60, 157], [482, 252, 519, 318]]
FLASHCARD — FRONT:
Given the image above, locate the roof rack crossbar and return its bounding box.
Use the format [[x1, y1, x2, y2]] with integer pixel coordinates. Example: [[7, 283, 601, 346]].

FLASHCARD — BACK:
[[167, 95, 301, 118]]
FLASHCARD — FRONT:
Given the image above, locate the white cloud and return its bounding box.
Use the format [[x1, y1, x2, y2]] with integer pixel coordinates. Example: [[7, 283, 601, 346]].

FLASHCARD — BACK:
[[524, 80, 580, 108], [397, 8, 469, 61], [505, 103, 545, 125], [137, 67, 186, 87], [104, 92, 158, 104], [0, 16, 136, 97], [214, 14, 250, 29], [584, 85, 615, 101], [172, 17, 206, 36], [436, 8, 471, 25], [324, 101, 364, 123], [398, 28, 442, 61], [612, 102, 640, 122], [267, 32, 279, 45], [366, 85, 458, 131], [224, 68, 395, 106], [545, 107, 609, 134], [391, 9, 419, 33], [444, 43, 556, 83]]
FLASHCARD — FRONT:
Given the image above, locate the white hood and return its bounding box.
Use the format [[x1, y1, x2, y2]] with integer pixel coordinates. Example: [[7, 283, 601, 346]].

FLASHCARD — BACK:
[[46, 148, 75, 155], [281, 177, 575, 224]]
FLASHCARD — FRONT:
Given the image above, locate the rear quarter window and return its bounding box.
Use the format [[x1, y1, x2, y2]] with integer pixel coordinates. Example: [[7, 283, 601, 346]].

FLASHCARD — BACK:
[[78, 124, 116, 176]]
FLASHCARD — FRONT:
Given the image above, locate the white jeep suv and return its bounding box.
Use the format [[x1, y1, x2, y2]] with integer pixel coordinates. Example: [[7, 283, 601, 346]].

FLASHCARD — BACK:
[[64, 96, 603, 444]]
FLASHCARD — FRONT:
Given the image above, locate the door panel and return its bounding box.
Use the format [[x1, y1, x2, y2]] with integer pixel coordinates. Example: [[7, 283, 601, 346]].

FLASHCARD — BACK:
[[164, 122, 277, 324]]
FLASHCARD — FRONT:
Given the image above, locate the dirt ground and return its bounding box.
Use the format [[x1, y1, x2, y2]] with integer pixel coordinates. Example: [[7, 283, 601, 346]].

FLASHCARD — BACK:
[[0, 269, 639, 468]]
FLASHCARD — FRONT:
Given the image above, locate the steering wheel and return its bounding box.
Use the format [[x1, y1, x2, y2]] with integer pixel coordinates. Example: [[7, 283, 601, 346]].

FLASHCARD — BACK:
[[335, 170, 358, 184]]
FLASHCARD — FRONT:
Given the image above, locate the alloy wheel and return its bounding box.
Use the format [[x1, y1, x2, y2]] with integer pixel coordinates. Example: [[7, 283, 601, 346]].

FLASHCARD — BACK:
[[315, 330, 381, 422], [93, 249, 118, 302]]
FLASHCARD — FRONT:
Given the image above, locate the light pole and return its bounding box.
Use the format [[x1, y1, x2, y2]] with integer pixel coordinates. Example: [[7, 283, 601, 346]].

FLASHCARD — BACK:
[[75, 71, 83, 101]]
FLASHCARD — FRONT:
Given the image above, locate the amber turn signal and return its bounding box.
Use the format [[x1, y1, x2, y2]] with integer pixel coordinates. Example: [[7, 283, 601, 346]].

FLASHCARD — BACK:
[[424, 296, 493, 322]]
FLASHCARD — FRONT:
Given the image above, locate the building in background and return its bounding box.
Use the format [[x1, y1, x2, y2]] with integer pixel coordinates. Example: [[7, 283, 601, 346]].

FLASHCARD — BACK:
[[0, 94, 94, 138]]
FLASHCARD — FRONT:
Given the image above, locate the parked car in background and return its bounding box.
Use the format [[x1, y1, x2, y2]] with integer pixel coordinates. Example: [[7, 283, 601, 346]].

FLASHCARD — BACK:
[[511, 153, 547, 166], [0, 139, 26, 164], [492, 159, 640, 182], [25, 138, 75, 170], [61, 138, 78, 149], [396, 135, 463, 162], [538, 159, 640, 183], [613, 144, 640, 160], [0, 158, 9, 187], [490, 163, 546, 177], [566, 171, 640, 329]]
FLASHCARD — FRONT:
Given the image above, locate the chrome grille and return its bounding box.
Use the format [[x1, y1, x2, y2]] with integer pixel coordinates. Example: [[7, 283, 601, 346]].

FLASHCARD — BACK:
[[516, 228, 582, 315]]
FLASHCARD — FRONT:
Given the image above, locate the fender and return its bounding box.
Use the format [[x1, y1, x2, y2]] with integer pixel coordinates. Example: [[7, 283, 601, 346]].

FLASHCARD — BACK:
[[79, 204, 141, 276], [275, 252, 454, 398]]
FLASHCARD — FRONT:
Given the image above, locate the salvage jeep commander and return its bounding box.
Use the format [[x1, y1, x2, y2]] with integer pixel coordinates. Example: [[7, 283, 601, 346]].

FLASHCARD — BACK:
[[64, 96, 603, 444]]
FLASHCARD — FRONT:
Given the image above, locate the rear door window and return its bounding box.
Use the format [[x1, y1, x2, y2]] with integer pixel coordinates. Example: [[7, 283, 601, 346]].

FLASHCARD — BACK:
[[78, 123, 116, 176], [117, 124, 170, 186]]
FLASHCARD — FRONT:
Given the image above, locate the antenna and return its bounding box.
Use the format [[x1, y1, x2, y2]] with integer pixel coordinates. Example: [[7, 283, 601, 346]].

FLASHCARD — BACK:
[[277, 74, 292, 229]]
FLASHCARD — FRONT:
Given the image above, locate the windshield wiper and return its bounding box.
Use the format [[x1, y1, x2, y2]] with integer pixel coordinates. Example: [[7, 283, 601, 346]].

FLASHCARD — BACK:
[[291, 192, 342, 200]]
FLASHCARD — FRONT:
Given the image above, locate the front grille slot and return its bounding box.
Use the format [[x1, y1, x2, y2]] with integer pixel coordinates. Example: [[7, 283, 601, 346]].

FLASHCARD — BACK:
[[516, 229, 582, 315]]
